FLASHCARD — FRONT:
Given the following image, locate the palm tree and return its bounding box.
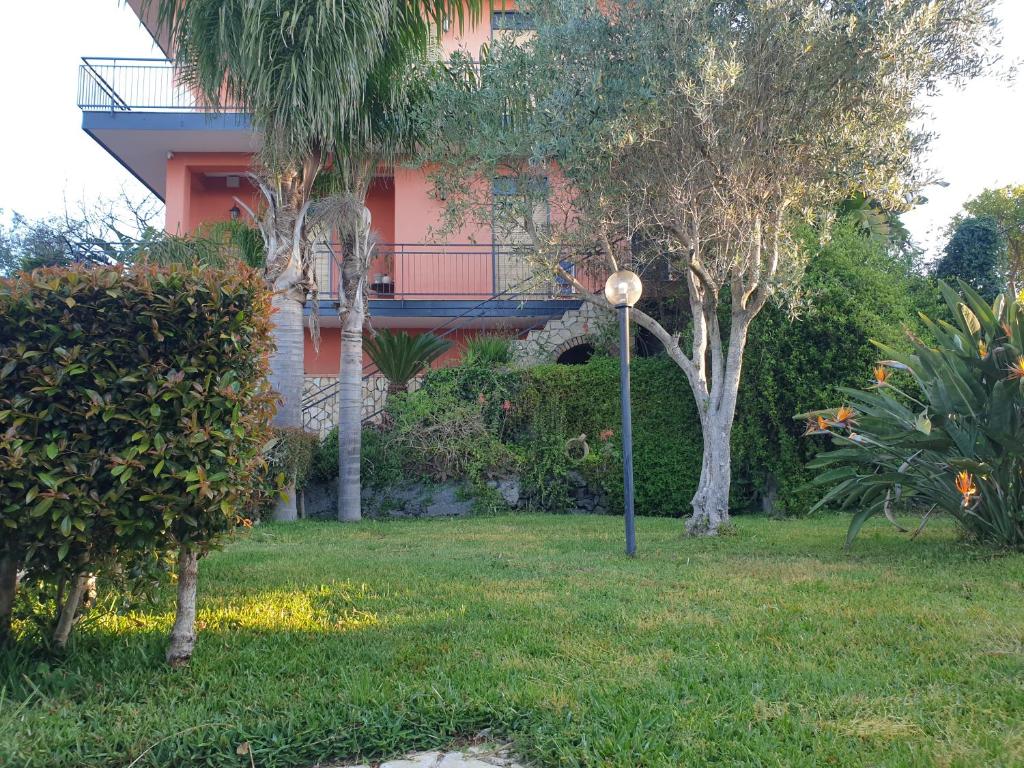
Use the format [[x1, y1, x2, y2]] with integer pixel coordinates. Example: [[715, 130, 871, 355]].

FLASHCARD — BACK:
[[309, 42, 453, 522], [147, 0, 482, 521], [365, 330, 452, 395]]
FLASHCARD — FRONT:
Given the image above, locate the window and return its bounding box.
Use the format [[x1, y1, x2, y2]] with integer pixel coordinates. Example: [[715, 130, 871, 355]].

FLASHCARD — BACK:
[[491, 11, 536, 45], [491, 177, 572, 295], [492, 176, 548, 244], [311, 242, 337, 296]]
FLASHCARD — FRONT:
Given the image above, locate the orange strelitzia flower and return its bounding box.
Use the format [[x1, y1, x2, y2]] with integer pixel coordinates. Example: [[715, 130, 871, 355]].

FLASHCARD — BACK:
[[977, 340, 988, 358], [802, 418, 820, 436], [872, 365, 889, 386], [1007, 356, 1024, 380], [954, 471, 977, 507], [834, 406, 857, 428]]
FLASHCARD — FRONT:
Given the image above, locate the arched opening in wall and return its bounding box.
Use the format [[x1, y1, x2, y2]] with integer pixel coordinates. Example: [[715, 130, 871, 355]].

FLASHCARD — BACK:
[[557, 343, 595, 365], [634, 326, 665, 358]]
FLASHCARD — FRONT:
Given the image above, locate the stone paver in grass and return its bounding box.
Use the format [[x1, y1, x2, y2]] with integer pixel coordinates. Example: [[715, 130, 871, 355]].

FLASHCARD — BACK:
[[321, 743, 525, 768]]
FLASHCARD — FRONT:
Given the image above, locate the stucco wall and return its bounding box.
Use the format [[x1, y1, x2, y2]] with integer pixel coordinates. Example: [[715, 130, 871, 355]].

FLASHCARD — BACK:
[[165, 152, 257, 234]]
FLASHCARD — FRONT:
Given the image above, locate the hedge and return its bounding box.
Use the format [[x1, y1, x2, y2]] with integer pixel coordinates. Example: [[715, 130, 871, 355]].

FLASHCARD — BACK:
[[338, 222, 941, 517], [0, 265, 275, 651]]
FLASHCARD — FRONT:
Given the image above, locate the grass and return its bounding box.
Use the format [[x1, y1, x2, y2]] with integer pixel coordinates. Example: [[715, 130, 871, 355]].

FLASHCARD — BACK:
[[2, 514, 1023, 767]]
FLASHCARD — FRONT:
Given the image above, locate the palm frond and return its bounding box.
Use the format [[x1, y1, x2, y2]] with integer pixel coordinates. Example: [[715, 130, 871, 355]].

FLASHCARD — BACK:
[[143, 0, 486, 168], [365, 330, 452, 392]]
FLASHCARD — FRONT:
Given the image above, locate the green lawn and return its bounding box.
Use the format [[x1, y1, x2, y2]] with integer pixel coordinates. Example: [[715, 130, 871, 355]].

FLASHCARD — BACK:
[[2, 515, 1023, 767]]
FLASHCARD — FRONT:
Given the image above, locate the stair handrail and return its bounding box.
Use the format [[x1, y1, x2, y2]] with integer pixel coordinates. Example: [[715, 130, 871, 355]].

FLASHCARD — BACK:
[[301, 253, 596, 426]]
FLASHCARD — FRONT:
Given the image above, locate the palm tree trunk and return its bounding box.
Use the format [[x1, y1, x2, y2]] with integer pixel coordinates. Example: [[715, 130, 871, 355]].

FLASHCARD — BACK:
[[336, 202, 373, 523], [337, 293, 365, 522], [268, 266, 306, 522], [166, 544, 199, 667]]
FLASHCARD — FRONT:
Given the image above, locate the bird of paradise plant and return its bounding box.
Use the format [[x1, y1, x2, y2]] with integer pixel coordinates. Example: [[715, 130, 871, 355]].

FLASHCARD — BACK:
[[1008, 356, 1024, 380], [954, 471, 978, 507], [799, 280, 1024, 550]]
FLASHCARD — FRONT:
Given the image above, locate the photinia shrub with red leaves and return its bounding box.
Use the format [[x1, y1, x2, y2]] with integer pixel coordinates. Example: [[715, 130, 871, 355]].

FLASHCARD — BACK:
[[0, 264, 275, 651]]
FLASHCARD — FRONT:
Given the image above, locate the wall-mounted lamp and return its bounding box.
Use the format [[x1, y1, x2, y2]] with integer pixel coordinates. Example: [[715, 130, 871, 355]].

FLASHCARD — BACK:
[[229, 205, 241, 221]]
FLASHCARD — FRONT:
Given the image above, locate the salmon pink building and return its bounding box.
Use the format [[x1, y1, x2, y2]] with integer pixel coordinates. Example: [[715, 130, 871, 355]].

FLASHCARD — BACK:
[[79, 2, 604, 432]]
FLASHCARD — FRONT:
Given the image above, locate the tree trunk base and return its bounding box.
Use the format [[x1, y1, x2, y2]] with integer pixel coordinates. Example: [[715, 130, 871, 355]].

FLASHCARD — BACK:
[[53, 573, 90, 649], [0, 553, 19, 645], [685, 509, 730, 537], [272, 483, 298, 522], [688, 466, 729, 536], [687, 440, 732, 537], [166, 546, 199, 667]]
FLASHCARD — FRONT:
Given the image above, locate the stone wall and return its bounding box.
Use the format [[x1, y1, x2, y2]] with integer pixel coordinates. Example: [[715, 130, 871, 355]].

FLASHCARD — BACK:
[[509, 302, 614, 366], [302, 375, 422, 436]]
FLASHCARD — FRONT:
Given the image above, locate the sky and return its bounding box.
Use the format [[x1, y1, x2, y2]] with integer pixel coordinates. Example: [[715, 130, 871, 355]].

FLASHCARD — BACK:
[[0, 0, 1022, 262], [0, 1, 158, 221]]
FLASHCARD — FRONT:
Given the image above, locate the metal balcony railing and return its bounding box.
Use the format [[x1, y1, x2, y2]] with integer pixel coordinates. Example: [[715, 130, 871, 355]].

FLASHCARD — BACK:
[[77, 57, 244, 113], [312, 242, 577, 301], [77, 56, 486, 113]]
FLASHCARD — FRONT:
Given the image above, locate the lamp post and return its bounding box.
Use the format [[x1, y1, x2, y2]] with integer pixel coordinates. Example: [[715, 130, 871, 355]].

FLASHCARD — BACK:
[[604, 269, 643, 557]]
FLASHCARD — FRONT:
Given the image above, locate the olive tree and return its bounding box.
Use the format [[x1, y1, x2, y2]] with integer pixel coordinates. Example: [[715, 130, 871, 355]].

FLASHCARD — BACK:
[[421, 0, 1000, 534]]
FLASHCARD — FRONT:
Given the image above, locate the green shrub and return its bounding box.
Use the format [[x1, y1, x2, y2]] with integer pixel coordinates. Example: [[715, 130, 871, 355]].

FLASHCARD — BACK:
[[398, 357, 700, 515], [310, 428, 339, 485], [731, 222, 943, 514], [268, 428, 319, 494], [310, 370, 519, 492], [311, 426, 407, 491], [384, 381, 517, 485], [462, 335, 513, 367], [519, 358, 701, 514], [0, 264, 275, 645], [805, 281, 1024, 550]]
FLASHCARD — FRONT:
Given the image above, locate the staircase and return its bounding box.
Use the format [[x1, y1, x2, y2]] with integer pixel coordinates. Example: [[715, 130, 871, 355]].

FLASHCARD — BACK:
[[300, 263, 599, 435], [509, 302, 611, 366]]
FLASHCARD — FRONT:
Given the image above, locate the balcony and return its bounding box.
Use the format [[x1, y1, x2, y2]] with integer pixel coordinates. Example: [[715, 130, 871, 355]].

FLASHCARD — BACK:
[[76, 56, 485, 114], [78, 57, 255, 199], [78, 57, 228, 113], [313, 242, 580, 302]]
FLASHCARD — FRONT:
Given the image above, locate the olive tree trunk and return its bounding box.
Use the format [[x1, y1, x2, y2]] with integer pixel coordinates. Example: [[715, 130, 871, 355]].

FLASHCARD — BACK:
[[166, 544, 199, 667], [684, 310, 752, 536], [0, 552, 19, 644]]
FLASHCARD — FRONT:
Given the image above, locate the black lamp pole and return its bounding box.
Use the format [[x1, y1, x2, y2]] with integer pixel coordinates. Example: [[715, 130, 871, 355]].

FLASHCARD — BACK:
[[617, 303, 637, 557]]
